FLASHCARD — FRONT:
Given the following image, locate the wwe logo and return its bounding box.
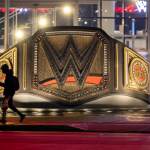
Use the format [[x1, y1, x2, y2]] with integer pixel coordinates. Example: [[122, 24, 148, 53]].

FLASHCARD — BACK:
[[42, 33, 100, 86], [136, 0, 147, 13]]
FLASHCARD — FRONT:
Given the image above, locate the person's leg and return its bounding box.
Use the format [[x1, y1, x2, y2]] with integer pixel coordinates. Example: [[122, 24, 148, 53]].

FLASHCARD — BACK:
[[2, 107, 7, 124], [2, 111, 6, 122], [8, 96, 22, 116], [1, 97, 9, 124], [8, 96, 25, 122]]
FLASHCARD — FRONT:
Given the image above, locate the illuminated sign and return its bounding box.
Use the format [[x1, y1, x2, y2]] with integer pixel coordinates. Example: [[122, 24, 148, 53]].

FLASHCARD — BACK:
[[115, 0, 147, 13], [136, 0, 147, 12]]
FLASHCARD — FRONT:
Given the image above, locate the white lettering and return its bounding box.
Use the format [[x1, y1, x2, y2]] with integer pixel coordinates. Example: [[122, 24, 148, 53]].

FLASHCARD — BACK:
[[136, 1, 147, 13]]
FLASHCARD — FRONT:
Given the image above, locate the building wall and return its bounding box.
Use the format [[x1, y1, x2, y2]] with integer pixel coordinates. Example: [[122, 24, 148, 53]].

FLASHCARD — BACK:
[[0, 0, 149, 58]]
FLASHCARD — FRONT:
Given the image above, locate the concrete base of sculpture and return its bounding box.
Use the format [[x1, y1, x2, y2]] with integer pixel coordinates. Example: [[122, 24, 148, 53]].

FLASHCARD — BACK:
[[13, 93, 148, 109]]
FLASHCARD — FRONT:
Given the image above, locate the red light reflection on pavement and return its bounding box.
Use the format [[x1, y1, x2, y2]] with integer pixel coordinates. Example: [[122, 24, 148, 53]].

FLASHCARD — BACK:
[[0, 132, 150, 150]]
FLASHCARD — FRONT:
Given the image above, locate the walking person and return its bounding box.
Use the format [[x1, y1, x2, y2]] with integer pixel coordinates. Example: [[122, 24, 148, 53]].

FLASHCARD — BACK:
[[0, 64, 25, 124]]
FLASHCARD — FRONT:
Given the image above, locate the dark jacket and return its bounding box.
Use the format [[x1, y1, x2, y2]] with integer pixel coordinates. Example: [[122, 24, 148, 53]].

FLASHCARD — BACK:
[[3, 74, 15, 96], [0, 71, 16, 97]]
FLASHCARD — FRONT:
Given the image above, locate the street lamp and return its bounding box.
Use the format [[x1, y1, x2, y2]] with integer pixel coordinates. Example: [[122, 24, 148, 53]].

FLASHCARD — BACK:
[[63, 5, 72, 15], [15, 29, 25, 41], [38, 16, 48, 28]]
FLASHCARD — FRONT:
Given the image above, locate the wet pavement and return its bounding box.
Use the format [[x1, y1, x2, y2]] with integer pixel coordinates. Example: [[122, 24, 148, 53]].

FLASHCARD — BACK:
[[1, 108, 150, 150], [1, 107, 150, 132]]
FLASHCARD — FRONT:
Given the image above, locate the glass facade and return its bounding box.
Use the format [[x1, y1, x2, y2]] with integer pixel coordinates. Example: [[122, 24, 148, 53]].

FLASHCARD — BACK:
[[114, 0, 147, 53], [79, 4, 97, 27], [0, 0, 149, 57]]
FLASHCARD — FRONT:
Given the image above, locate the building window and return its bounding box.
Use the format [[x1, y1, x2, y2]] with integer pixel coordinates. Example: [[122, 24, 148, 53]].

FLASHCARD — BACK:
[[115, 0, 147, 35], [79, 4, 97, 27]]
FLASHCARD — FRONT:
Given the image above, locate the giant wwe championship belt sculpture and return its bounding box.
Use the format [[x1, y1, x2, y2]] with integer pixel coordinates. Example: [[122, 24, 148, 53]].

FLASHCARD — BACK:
[[0, 27, 149, 106]]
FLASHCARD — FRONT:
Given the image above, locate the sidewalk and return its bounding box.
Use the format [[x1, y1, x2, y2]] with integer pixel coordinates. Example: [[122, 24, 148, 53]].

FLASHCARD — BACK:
[[1, 108, 150, 132]]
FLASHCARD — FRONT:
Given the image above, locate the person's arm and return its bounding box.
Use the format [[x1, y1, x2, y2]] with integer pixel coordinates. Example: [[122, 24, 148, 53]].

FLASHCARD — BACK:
[[0, 82, 5, 87]]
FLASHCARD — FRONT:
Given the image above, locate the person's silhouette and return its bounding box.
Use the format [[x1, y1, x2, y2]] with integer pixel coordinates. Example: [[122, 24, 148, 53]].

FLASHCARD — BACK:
[[0, 64, 25, 124]]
